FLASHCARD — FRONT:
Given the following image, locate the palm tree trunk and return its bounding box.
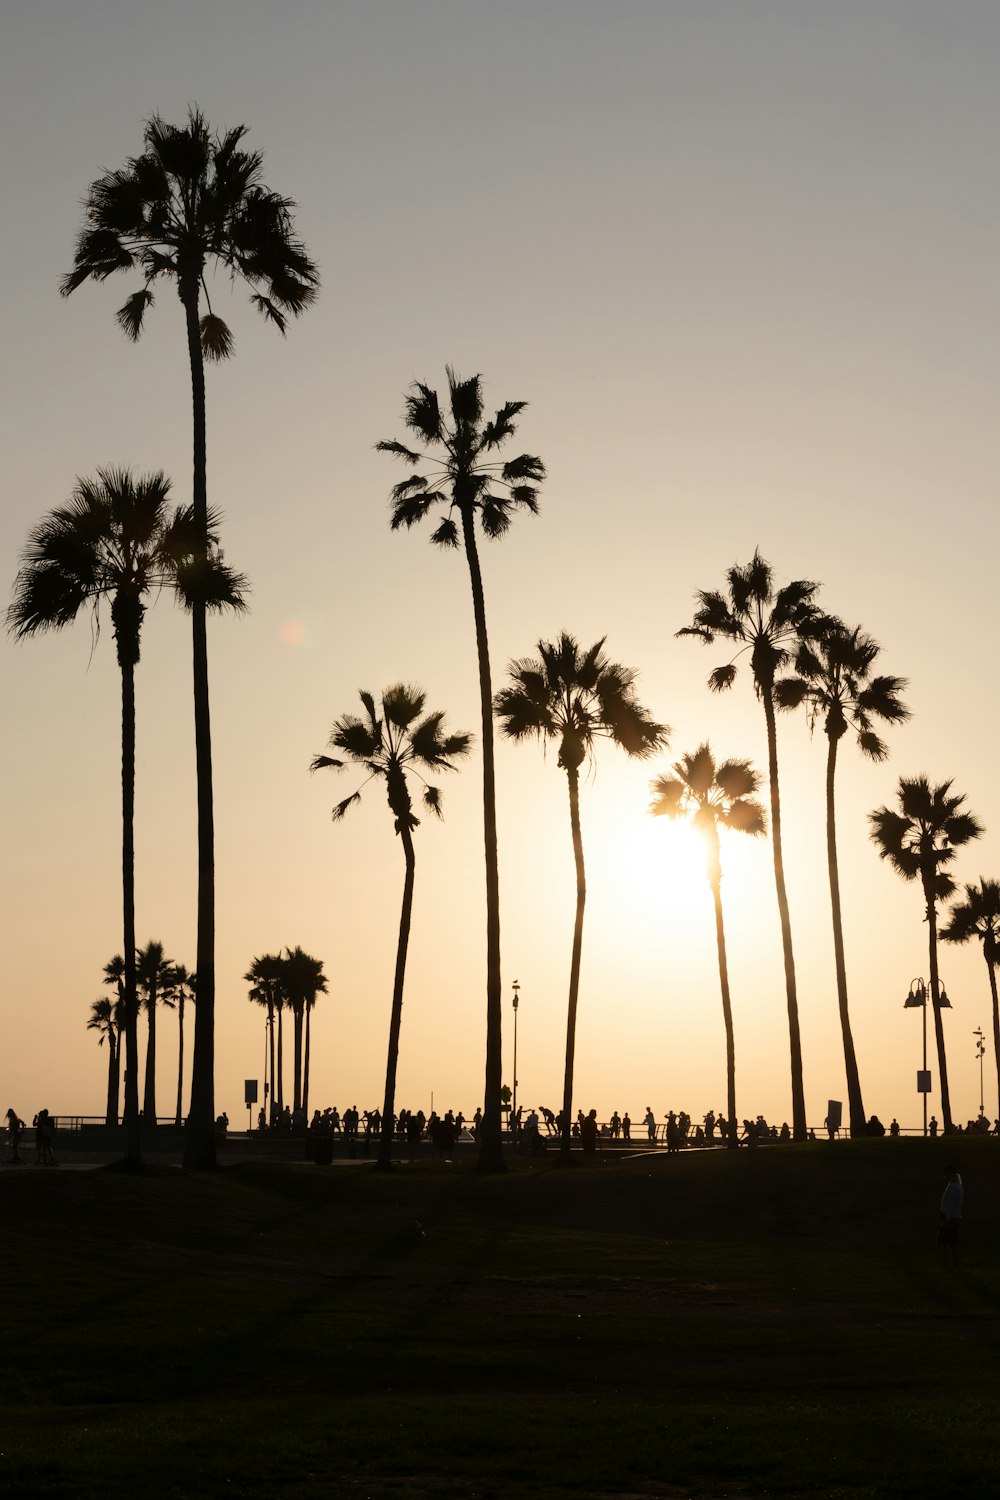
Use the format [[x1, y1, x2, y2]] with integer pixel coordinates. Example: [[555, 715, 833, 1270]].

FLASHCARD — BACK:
[[987, 953, 1000, 1123], [762, 688, 806, 1141], [825, 733, 865, 1136], [105, 1033, 117, 1128], [174, 996, 185, 1128], [560, 766, 587, 1163], [926, 893, 952, 1131], [710, 876, 738, 1150], [181, 284, 217, 1171], [303, 1006, 311, 1118], [120, 659, 141, 1167], [460, 507, 504, 1173], [293, 1006, 303, 1113], [143, 991, 157, 1122], [379, 822, 416, 1170], [267, 1000, 276, 1123], [112, 1020, 122, 1125], [277, 1007, 285, 1116]]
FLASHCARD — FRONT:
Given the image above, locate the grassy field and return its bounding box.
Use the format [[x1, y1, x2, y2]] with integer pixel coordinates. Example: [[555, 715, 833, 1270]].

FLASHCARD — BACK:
[[3, 1138, 999, 1499]]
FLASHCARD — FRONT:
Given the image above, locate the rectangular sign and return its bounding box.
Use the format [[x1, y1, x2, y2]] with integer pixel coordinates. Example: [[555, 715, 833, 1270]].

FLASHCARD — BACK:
[[244, 1079, 258, 1105], [917, 1070, 932, 1094], [825, 1100, 842, 1131]]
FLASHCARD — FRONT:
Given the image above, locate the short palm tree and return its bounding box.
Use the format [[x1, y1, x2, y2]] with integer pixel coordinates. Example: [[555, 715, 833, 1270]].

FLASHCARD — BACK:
[[102, 954, 127, 1124], [280, 946, 329, 1117], [870, 777, 983, 1131], [245, 954, 283, 1122], [495, 634, 667, 1161], [679, 550, 825, 1140], [650, 745, 766, 1150], [166, 964, 196, 1128], [7, 469, 241, 1166], [63, 109, 318, 1170], [312, 685, 472, 1169], [942, 879, 1000, 1121], [378, 370, 544, 1173], [775, 620, 909, 1136], [137, 940, 174, 1123], [87, 996, 122, 1128]]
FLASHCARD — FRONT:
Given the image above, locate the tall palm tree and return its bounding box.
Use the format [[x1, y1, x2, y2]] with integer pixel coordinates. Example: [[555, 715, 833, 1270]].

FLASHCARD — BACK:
[[650, 744, 767, 1150], [495, 634, 667, 1161], [166, 964, 196, 1128], [942, 879, 1000, 1122], [87, 996, 122, 1127], [775, 620, 910, 1136], [379, 370, 544, 1173], [280, 946, 329, 1117], [63, 109, 318, 1170], [870, 777, 983, 1132], [137, 940, 174, 1124], [312, 685, 472, 1169], [678, 550, 825, 1140], [7, 469, 240, 1167]]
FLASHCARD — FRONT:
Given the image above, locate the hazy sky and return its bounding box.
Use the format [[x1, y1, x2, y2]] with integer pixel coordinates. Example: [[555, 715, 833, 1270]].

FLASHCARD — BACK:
[[3, 1, 999, 1130]]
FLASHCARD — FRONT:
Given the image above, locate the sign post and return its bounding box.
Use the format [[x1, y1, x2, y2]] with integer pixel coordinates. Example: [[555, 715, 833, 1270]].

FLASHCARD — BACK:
[[244, 1079, 258, 1132]]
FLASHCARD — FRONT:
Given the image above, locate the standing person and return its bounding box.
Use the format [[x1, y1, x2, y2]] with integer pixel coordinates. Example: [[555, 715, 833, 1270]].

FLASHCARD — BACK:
[[939, 1165, 963, 1268], [644, 1106, 657, 1142], [622, 1111, 631, 1141], [5, 1109, 26, 1165], [929, 1116, 939, 1138], [580, 1109, 599, 1158]]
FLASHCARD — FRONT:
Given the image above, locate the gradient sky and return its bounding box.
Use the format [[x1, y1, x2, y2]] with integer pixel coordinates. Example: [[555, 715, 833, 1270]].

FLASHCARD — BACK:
[[3, 1, 999, 1130]]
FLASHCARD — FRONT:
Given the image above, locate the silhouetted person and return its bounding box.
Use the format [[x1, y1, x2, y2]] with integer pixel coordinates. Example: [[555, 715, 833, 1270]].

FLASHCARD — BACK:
[[5, 1109, 26, 1165], [622, 1112, 631, 1141], [890, 1118, 900, 1138], [580, 1109, 599, 1156], [779, 1122, 791, 1143], [33, 1110, 56, 1165], [867, 1114, 885, 1137], [929, 1115, 939, 1138], [644, 1107, 656, 1142], [939, 1164, 963, 1268]]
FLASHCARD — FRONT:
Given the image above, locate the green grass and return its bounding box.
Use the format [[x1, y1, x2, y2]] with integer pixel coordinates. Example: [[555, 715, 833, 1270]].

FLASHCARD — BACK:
[[3, 1139, 1000, 1498]]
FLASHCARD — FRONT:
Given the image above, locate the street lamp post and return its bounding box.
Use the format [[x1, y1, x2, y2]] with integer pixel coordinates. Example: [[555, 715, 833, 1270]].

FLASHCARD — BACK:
[[974, 1027, 986, 1118], [511, 980, 521, 1136], [904, 977, 952, 1136]]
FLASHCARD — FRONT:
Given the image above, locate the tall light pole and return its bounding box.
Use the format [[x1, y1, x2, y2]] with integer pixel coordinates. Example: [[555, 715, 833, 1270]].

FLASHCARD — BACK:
[[974, 1027, 986, 1117], [904, 977, 952, 1135], [511, 980, 521, 1135]]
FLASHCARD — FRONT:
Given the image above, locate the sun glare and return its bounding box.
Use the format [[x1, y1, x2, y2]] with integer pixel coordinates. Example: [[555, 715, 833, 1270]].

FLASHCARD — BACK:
[[602, 813, 711, 924]]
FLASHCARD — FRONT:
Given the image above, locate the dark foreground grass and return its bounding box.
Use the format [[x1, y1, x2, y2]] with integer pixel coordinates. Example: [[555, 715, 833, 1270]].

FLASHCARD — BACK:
[[3, 1138, 1000, 1499]]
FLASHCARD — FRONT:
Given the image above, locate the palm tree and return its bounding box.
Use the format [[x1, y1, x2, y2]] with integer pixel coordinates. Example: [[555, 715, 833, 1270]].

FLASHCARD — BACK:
[[312, 685, 472, 1169], [775, 620, 910, 1136], [63, 109, 318, 1170], [378, 370, 544, 1172], [678, 550, 826, 1140], [166, 964, 196, 1128], [495, 634, 667, 1161], [245, 953, 285, 1122], [87, 996, 122, 1127], [280, 947, 329, 1118], [650, 745, 767, 1150], [7, 469, 240, 1167], [870, 777, 983, 1132], [942, 879, 1000, 1122], [137, 940, 174, 1124], [102, 954, 127, 1124]]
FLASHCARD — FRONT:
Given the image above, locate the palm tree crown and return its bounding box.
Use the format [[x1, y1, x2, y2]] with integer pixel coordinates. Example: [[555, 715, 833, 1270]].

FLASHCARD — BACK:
[[61, 108, 319, 357], [377, 369, 544, 549], [942, 879, 1000, 957], [650, 745, 766, 877], [494, 634, 668, 771], [869, 777, 982, 900], [678, 549, 826, 697], [312, 684, 473, 830], [774, 619, 909, 756]]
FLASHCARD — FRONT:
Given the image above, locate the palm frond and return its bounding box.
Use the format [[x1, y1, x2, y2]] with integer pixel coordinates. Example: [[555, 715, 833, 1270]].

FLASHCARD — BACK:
[[422, 784, 444, 819], [309, 754, 344, 772], [375, 439, 422, 464], [430, 517, 460, 548], [708, 663, 738, 693], [200, 314, 234, 362], [331, 792, 363, 822], [115, 288, 154, 341]]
